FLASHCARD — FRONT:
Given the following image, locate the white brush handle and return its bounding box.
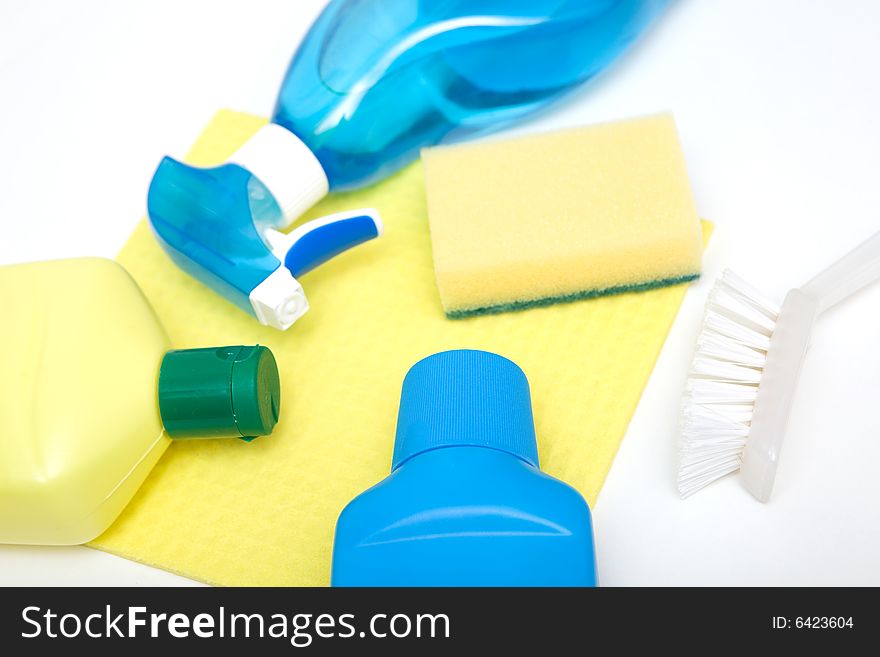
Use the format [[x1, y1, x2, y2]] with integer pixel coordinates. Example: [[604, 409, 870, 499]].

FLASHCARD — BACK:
[[740, 289, 818, 502], [801, 229, 880, 314], [743, 228, 880, 502]]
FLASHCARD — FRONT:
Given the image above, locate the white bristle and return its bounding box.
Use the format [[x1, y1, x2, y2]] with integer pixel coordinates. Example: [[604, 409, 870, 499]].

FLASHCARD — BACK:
[[678, 270, 779, 498]]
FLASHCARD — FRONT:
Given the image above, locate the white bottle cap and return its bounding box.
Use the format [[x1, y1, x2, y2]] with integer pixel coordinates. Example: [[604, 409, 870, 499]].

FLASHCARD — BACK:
[[229, 123, 329, 228]]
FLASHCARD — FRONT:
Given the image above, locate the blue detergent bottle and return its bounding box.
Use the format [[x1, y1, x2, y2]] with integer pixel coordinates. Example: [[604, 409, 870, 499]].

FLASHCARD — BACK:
[[332, 350, 597, 587], [148, 0, 671, 329]]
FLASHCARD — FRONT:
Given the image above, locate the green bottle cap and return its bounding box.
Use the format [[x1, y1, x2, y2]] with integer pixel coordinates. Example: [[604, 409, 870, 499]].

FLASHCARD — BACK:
[[158, 345, 280, 441]]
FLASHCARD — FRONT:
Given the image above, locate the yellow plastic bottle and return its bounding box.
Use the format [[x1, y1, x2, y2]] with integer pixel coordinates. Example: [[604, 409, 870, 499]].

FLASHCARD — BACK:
[[0, 258, 281, 545]]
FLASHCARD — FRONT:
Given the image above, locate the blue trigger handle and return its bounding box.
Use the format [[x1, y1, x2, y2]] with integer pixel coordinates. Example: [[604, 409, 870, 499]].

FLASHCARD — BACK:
[[147, 157, 383, 330], [283, 210, 383, 279]]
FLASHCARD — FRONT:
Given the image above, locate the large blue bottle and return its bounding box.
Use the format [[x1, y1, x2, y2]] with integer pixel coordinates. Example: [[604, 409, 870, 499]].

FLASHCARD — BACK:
[[332, 350, 597, 586], [148, 0, 671, 329]]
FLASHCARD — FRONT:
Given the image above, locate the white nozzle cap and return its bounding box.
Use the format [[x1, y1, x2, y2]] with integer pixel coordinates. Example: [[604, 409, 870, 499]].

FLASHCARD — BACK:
[[249, 266, 310, 331], [229, 123, 329, 228]]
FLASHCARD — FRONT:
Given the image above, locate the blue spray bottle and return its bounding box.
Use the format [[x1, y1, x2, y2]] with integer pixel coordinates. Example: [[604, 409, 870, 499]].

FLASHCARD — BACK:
[[148, 0, 671, 328], [332, 350, 597, 586]]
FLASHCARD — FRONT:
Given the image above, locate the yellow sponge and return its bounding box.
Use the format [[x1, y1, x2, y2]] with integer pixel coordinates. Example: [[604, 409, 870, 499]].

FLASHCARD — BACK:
[[422, 113, 704, 317]]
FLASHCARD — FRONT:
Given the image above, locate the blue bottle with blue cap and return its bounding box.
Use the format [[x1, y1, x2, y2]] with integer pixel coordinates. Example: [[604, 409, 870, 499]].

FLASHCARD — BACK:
[[332, 350, 597, 586]]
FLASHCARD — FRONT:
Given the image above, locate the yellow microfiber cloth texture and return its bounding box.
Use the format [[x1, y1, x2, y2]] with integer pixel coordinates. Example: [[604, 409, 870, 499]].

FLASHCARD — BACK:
[[90, 110, 710, 586], [422, 113, 704, 317]]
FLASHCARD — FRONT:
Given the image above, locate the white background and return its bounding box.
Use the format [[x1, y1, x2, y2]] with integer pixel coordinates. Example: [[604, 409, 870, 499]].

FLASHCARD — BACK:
[[1, 0, 878, 586]]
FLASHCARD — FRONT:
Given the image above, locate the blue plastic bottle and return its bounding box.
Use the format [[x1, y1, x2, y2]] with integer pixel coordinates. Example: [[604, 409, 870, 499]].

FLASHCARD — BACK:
[[147, 0, 670, 329], [332, 350, 597, 587], [278, 0, 671, 190]]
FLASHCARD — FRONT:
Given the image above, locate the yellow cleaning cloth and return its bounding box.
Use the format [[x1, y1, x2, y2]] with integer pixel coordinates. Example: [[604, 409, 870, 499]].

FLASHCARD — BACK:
[[422, 113, 704, 317], [90, 110, 710, 586]]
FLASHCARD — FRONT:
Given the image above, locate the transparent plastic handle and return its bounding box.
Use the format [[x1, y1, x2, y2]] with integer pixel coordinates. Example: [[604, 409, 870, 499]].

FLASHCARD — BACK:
[[742, 228, 880, 502], [801, 229, 880, 314], [740, 289, 818, 502]]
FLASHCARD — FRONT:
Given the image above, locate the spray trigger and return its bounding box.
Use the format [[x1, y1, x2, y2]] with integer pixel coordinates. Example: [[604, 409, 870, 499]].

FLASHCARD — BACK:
[[147, 157, 383, 330]]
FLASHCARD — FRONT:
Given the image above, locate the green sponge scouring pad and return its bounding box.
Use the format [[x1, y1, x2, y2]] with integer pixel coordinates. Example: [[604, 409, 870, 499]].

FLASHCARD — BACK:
[[421, 113, 704, 318]]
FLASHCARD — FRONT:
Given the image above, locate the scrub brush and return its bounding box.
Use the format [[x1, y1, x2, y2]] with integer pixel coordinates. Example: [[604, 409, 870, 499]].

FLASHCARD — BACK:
[[678, 229, 880, 501]]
